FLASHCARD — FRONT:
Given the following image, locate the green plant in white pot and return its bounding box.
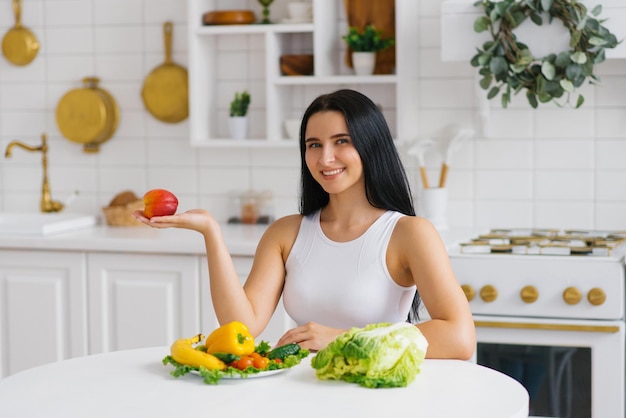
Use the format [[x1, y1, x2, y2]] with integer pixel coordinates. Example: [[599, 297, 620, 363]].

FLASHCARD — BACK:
[[343, 25, 394, 75], [228, 91, 251, 139], [471, 0, 619, 109]]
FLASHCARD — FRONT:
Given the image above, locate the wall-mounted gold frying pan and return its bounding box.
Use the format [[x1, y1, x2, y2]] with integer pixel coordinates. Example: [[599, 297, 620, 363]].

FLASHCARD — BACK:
[[141, 22, 189, 123], [2, 0, 39, 66]]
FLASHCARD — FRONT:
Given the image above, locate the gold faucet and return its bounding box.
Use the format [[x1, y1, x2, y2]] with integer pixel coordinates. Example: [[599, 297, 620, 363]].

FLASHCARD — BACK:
[[5, 133, 64, 213]]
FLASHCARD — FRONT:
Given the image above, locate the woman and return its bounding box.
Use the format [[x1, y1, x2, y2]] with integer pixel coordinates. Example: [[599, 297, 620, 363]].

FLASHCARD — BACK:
[[134, 89, 475, 359]]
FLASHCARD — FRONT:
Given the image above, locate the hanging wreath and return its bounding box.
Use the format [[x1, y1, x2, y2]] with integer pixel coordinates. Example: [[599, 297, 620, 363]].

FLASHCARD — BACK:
[[471, 0, 620, 109]]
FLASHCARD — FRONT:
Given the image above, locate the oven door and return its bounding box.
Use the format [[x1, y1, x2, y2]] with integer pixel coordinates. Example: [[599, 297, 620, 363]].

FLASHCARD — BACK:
[[473, 315, 625, 418]]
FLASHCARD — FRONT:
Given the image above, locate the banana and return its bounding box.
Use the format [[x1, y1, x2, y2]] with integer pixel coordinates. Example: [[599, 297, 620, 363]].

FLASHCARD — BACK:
[[170, 334, 226, 371]]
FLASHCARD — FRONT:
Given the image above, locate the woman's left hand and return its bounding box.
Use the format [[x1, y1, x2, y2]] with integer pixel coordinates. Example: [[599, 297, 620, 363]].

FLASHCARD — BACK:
[[276, 322, 345, 351]]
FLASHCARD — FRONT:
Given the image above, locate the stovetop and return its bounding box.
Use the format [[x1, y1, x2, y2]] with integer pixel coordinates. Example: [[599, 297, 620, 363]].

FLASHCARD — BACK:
[[456, 228, 626, 257]]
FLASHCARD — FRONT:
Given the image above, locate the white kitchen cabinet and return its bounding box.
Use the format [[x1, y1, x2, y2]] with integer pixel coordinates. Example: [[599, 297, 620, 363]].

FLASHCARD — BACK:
[[200, 255, 295, 343], [187, 0, 419, 147], [87, 252, 201, 354], [0, 250, 87, 378]]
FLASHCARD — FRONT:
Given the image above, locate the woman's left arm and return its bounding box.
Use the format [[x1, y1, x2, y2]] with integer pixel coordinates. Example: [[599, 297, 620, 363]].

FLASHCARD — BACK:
[[390, 217, 476, 360]]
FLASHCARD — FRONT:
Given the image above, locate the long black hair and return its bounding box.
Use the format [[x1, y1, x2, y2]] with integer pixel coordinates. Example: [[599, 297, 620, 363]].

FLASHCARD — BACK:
[[297, 89, 421, 322]]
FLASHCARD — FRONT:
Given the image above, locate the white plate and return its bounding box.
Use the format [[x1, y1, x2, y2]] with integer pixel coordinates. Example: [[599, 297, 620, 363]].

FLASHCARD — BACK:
[[191, 368, 287, 379]]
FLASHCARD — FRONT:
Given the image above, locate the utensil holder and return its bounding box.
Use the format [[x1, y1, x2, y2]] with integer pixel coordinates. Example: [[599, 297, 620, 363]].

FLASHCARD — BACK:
[[419, 188, 448, 231]]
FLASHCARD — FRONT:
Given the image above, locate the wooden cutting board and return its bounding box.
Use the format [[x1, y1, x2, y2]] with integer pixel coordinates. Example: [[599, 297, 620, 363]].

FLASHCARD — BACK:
[[344, 0, 396, 74]]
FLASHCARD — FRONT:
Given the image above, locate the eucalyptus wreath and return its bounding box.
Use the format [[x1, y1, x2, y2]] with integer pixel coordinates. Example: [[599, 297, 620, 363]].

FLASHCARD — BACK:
[[471, 0, 619, 108]]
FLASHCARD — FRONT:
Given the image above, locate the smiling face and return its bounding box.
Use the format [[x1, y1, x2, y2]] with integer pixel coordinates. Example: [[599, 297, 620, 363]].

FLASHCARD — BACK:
[[304, 111, 364, 196]]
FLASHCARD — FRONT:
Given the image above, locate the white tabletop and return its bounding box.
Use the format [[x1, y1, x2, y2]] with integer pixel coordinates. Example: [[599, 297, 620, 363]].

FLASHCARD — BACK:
[[0, 346, 528, 418]]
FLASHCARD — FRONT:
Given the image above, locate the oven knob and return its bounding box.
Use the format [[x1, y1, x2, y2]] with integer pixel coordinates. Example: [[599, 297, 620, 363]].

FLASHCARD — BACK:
[[461, 284, 475, 301], [520, 285, 538, 303], [480, 285, 498, 303], [587, 287, 606, 306], [563, 286, 582, 305]]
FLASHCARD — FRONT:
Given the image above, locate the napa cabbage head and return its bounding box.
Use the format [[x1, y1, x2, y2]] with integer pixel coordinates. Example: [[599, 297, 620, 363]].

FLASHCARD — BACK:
[[311, 322, 428, 388]]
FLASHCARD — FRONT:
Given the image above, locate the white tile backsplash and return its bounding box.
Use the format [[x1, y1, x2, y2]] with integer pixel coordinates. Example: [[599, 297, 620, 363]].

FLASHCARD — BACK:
[[596, 76, 626, 107], [535, 109, 595, 139], [0, 0, 624, 230], [597, 140, 626, 169], [475, 171, 533, 200], [419, 79, 475, 108], [0, 59, 46, 82], [534, 202, 594, 230], [45, 27, 94, 54], [44, 1, 93, 26], [93, 0, 143, 25], [475, 201, 533, 229], [484, 108, 534, 139], [596, 203, 626, 230], [47, 56, 96, 82], [596, 109, 626, 138], [0, 83, 46, 109], [199, 167, 251, 195], [535, 139, 594, 170], [94, 27, 144, 54], [596, 172, 626, 200], [535, 171, 594, 200], [475, 139, 532, 170]]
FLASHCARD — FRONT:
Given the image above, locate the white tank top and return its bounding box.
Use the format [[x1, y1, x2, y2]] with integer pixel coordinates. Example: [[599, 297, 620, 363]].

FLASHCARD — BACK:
[[283, 210, 416, 329]]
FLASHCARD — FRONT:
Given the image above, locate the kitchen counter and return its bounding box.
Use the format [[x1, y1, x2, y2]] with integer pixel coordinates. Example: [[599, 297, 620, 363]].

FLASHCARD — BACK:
[[0, 223, 474, 256], [0, 224, 265, 256]]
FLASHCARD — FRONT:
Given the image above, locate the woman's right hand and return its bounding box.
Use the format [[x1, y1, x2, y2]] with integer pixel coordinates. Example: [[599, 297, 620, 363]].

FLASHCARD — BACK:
[[132, 209, 216, 233]]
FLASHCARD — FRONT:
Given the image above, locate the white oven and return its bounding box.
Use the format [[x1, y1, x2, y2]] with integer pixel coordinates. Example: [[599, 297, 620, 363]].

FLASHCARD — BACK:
[[448, 229, 626, 418]]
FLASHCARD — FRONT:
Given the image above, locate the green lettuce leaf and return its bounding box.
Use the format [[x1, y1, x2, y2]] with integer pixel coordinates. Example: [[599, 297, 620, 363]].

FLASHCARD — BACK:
[[311, 322, 428, 388]]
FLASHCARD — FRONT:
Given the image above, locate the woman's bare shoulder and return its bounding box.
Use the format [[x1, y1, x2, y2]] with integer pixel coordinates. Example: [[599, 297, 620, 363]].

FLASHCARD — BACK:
[[260, 214, 304, 243], [392, 215, 443, 249], [269, 213, 304, 229], [396, 215, 437, 235]]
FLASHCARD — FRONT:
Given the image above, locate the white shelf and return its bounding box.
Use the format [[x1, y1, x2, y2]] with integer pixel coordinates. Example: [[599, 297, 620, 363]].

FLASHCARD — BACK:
[[274, 75, 398, 85], [187, 0, 419, 148], [195, 22, 314, 36]]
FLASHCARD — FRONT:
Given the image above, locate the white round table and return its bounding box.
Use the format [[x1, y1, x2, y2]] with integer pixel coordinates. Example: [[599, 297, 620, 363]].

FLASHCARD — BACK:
[[0, 347, 529, 418]]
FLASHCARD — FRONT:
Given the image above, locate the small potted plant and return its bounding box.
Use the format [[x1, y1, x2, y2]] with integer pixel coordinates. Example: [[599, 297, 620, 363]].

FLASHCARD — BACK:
[[342, 25, 394, 75], [228, 90, 251, 139]]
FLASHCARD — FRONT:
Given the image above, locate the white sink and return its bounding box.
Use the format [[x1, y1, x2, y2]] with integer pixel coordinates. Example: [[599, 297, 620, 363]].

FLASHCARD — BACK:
[[0, 213, 98, 235]]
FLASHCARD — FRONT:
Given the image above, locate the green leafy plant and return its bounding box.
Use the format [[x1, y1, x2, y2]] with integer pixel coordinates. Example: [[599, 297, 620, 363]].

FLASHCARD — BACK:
[[230, 91, 251, 117], [471, 0, 619, 109], [342, 25, 395, 52]]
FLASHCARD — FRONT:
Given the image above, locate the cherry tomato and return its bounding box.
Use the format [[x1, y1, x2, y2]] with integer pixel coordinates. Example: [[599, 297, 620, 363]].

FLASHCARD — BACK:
[[233, 356, 254, 370], [249, 352, 262, 360], [273, 358, 283, 364], [253, 356, 270, 370]]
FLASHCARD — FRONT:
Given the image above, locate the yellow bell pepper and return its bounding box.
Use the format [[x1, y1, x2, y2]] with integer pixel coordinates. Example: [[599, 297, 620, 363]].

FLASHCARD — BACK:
[[170, 334, 226, 370], [205, 321, 255, 356]]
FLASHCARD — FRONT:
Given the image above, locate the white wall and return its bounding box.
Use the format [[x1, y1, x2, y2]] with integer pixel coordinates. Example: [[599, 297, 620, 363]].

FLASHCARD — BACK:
[[1, 0, 625, 231]]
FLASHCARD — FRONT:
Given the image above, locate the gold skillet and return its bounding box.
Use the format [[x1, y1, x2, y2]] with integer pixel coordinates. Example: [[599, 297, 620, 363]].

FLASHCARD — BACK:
[[141, 22, 189, 123], [2, 0, 39, 66]]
